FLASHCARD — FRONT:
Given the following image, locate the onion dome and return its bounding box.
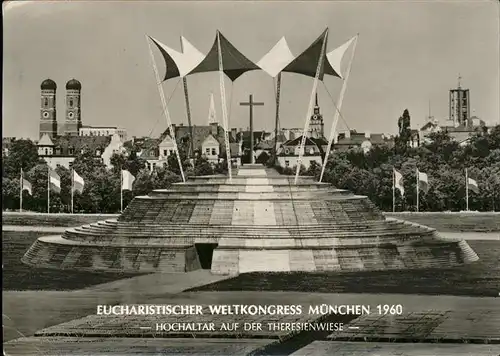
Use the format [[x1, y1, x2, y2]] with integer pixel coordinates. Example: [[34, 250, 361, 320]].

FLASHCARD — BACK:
[[66, 79, 81, 90], [40, 79, 57, 90]]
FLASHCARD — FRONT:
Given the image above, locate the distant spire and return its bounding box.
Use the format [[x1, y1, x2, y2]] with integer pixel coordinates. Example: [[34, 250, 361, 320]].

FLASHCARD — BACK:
[[458, 73, 462, 88], [315, 92, 319, 107], [208, 92, 216, 124]]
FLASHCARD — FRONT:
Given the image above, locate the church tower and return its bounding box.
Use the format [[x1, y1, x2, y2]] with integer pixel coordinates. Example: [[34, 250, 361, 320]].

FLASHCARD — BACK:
[[309, 93, 324, 138], [39, 79, 58, 139], [449, 75, 470, 127], [64, 79, 82, 135]]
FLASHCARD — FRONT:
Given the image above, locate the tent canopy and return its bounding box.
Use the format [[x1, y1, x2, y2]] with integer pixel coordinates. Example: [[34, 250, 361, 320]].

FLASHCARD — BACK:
[[187, 30, 260, 81], [257, 37, 295, 78], [282, 29, 341, 80], [149, 36, 204, 80], [149, 29, 355, 82]]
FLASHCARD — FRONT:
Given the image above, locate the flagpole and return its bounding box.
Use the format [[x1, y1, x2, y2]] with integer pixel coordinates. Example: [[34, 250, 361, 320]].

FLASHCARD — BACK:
[[320, 34, 359, 183], [47, 166, 50, 214], [216, 31, 233, 182], [296, 29, 329, 184], [20, 168, 23, 213], [392, 169, 395, 213], [416, 167, 419, 213], [120, 171, 123, 213], [273, 72, 282, 166], [71, 168, 74, 214], [146, 35, 186, 183], [466, 167, 469, 212]]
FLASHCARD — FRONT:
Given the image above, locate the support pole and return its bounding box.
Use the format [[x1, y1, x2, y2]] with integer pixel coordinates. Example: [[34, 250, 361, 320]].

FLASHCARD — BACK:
[[273, 72, 282, 166], [182, 77, 195, 159], [47, 166, 50, 214], [392, 169, 395, 213], [416, 168, 419, 212], [120, 170, 123, 213], [466, 168, 469, 211], [216, 31, 233, 181], [319, 35, 358, 182], [146, 35, 186, 182], [295, 29, 329, 184], [20, 168, 23, 213], [250, 100, 254, 164], [71, 168, 74, 214]]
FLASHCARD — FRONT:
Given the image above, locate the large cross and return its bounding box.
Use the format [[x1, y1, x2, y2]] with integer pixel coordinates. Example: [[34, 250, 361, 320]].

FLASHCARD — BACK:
[[240, 94, 264, 164]]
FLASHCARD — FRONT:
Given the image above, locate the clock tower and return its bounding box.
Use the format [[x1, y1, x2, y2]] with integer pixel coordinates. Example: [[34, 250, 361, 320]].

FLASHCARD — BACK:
[[64, 79, 82, 136], [39, 79, 58, 139], [310, 93, 324, 138]]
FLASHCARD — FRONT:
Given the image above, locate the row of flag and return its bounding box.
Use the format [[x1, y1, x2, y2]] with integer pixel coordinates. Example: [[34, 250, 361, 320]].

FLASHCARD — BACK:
[[393, 167, 479, 212], [393, 168, 479, 197], [21, 168, 85, 196], [20, 168, 136, 213]]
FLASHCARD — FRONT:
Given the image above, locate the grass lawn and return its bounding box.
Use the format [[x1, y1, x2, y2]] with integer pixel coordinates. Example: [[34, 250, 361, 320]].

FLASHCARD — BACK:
[[2, 231, 140, 291], [190, 240, 500, 297]]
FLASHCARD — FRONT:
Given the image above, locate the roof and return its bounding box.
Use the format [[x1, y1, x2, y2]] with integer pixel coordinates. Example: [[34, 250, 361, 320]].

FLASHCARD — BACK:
[[81, 125, 119, 129], [421, 121, 438, 131], [66, 79, 81, 90], [335, 132, 387, 146], [38, 134, 54, 146], [442, 124, 482, 133], [134, 138, 161, 159], [255, 140, 274, 150], [310, 137, 328, 146], [139, 124, 243, 160], [239, 130, 266, 149], [39, 136, 112, 156], [41, 79, 56, 90], [283, 136, 320, 147]]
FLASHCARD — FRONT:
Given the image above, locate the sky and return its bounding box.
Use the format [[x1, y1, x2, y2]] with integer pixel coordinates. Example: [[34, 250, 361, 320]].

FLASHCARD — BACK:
[[3, 0, 499, 140]]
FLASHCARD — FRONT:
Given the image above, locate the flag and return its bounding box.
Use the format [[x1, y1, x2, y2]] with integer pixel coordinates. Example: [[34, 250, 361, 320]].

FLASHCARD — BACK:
[[49, 169, 61, 193], [467, 177, 479, 194], [121, 170, 135, 191], [73, 170, 85, 194], [22, 178, 32, 195], [394, 169, 404, 196], [418, 171, 429, 193]]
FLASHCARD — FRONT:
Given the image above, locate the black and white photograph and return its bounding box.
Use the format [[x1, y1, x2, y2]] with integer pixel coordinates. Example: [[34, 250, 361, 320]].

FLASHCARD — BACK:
[[2, 0, 500, 355]]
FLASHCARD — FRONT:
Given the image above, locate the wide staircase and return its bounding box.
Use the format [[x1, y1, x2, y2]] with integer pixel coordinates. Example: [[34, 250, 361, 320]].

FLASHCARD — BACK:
[[22, 164, 479, 274]]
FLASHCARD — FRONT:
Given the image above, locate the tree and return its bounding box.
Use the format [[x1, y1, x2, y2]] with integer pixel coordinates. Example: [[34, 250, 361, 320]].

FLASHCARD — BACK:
[[2, 177, 19, 210], [152, 167, 182, 189], [256, 151, 270, 164], [194, 157, 214, 176], [395, 109, 412, 153], [305, 160, 321, 178], [3, 139, 41, 179], [110, 150, 146, 176], [133, 169, 155, 196]]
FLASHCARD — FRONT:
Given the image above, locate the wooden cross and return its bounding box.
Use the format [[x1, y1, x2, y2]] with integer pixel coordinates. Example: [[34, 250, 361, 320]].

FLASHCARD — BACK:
[[239, 94, 264, 164]]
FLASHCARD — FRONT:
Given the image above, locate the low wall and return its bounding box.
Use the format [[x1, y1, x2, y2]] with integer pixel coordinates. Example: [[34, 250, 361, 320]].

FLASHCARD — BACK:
[[2, 211, 499, 232], [384, 212, 500, 232]]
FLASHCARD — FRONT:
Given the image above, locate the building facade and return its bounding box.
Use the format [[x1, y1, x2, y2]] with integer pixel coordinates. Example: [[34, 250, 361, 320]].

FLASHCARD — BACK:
[[36, 79, 127, 167], [138, 123, 243, 171], [38, 79, 127, 139]]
